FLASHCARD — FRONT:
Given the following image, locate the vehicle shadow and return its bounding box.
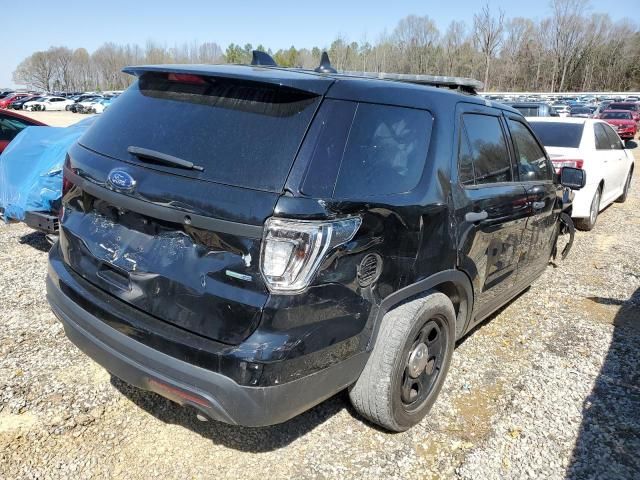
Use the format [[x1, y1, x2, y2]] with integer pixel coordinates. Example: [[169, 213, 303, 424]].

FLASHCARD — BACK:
[[110, 376, 351, 452], [565, 287, 640, 479], [18, 230, 51, 253]]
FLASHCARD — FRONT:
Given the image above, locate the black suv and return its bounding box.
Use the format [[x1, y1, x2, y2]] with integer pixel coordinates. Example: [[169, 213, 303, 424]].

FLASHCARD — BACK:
[[46, 56, 584, 431]]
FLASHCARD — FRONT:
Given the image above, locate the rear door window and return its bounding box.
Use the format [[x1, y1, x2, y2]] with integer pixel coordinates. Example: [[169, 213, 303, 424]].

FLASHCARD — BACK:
[[594, 123, 612, 150], [79, 73, 322, 192], [332, 103, 432, 198], [602, 123, 624, 150], [460, 113, 512, 185], [507, 119, 553, 181]]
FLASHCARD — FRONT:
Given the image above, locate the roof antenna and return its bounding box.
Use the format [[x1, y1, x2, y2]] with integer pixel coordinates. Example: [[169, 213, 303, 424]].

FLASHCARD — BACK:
[[251, 50, 277, 67], [315, 52, 337, 74]]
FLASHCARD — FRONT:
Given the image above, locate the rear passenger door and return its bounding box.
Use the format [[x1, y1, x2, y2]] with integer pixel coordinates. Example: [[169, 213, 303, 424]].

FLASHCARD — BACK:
[[505, 115, 559, 283], [453, 104, 529, 322], [593, 122, 619, 203], [601, 123, 628, 193]]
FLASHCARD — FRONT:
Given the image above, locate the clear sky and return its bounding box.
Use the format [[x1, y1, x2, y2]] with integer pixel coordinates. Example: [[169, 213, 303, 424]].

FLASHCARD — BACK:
[[0, 0, 632, 88]]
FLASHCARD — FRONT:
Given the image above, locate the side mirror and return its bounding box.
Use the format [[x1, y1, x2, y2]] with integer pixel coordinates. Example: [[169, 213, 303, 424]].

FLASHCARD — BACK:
[[560, 167, 586, 190]]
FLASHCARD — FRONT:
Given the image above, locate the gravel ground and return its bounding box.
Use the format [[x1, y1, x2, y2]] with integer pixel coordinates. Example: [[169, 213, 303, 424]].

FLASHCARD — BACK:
[[0, 147, 638, 479]]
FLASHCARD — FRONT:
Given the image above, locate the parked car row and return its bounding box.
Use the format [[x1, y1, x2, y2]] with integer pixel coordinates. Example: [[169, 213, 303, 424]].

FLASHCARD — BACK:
[[0, 91, 118, 114], [67, 96, 113, 114]]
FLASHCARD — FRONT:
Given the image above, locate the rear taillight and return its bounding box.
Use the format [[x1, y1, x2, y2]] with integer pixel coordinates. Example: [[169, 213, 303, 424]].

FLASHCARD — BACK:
[[552, 159, 584, 174], [260, 216, 361, 293], [167, 73, 206, 85], [61, 170, 73, 197], [59, 169, 74, 220]]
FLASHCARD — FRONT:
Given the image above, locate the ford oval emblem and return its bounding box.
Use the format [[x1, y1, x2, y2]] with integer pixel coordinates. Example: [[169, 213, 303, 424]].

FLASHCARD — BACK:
[[107, 169, 136, 192]]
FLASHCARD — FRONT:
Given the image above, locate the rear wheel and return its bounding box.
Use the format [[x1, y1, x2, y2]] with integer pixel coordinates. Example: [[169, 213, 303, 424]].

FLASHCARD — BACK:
[[576, 186, 601, 231], [616, 169, 633, 203], [349, 291, 455, 432]]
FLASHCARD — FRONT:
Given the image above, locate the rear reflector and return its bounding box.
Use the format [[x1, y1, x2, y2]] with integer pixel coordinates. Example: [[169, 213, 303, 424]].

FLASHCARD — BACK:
[[148, 378, 211, 408]]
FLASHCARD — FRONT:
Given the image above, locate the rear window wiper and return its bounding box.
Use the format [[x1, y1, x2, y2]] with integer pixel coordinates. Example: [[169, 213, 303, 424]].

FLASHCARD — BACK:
[[127, 146, 205, 172]]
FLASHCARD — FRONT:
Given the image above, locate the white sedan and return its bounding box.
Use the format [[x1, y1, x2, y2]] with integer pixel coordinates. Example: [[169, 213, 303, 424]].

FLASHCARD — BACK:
[[528, 117, 634, 230], [23, 96, 74, 111]]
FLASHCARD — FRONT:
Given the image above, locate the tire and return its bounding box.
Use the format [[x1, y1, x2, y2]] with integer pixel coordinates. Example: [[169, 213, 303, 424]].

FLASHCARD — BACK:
[[616, 169, 633, 203], [576, 186, 601, 231], [349, 291, 456, 432]]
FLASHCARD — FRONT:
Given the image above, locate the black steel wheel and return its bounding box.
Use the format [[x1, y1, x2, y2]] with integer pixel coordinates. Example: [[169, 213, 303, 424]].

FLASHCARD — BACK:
[[399, 317, 448, 411], [349, 291, 456, 431]]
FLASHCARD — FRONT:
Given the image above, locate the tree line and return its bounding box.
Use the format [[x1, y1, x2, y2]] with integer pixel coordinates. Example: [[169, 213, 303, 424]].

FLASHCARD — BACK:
[[12, 0, 640, 93]]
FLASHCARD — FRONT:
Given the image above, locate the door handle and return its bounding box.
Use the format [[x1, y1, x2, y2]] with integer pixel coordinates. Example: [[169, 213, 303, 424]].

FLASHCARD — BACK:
[[465, 210, 488, 223], [532, 201, 545, 210]]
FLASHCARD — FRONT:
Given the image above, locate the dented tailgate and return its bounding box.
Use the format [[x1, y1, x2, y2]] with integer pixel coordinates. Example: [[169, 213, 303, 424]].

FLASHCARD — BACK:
[[54, 70, 326, 344], [60, 144, 277, 345]]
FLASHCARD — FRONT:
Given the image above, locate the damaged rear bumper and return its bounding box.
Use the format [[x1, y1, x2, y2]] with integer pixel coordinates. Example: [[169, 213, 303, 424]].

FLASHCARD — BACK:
[[25, 211, 59, 233], [46, 246, 368, 426]]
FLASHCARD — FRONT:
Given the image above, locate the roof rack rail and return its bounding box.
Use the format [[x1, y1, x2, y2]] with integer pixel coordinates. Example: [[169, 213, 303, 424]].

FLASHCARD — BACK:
[[339, 71, 484, 94]]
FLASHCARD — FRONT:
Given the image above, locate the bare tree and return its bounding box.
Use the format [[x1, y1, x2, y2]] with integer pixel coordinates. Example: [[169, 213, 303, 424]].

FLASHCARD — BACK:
[[473, 3, 505, 90], [549, 0, 591, 91], [13, 50, 55, 91]]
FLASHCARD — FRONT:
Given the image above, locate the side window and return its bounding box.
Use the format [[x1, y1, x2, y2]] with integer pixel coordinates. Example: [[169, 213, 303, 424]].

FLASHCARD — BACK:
[[508, 119, 553, 181], [594, 123, 611, 150], [333, 103, 432, 198], [0, 117, 27, 141], [602, 124, 624, 150], [301, 100, 357, 198], [460, 113, 512, 185], [458, 127, 475, 186]]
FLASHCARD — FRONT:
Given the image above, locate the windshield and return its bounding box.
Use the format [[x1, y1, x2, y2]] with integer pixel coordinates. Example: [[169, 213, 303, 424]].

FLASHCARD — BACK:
[[79, 73, 322, 192], [602, 112, 632, 120], [571, 108, 590, 114], [511, 106, 542, 116], [529, 122, 584, 148]]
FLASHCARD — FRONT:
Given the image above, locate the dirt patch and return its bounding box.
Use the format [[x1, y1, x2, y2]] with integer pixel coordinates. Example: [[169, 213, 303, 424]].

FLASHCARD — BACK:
[[577, 297, 620, 325], [452, 382, 504, 443], [0, 412, 37, 433]]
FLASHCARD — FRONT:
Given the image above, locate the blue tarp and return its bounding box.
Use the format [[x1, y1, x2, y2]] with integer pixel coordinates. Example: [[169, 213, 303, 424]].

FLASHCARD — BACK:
[[0, 117, 96, 221]]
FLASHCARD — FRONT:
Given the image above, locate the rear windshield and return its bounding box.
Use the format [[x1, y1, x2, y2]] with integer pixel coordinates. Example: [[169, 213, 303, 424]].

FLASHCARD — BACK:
[[608, 103, 636, 111], [79, 73, 321, 192], [571, 107, 591, 114], [529, 122, 584, 148]]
